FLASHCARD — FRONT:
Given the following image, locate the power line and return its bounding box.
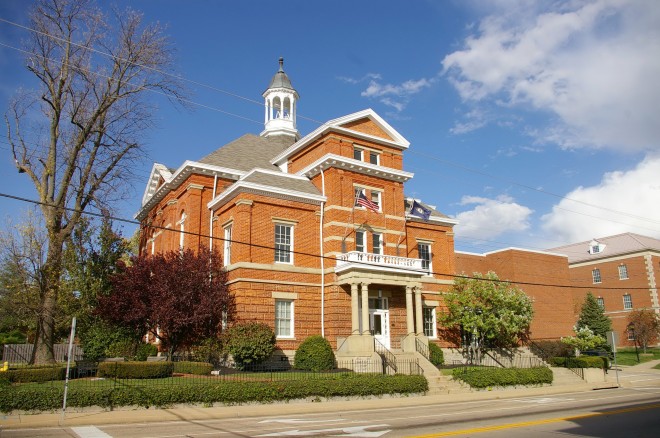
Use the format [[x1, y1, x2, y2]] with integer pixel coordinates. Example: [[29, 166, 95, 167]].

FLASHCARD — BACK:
[[0, 191, 655, 292]]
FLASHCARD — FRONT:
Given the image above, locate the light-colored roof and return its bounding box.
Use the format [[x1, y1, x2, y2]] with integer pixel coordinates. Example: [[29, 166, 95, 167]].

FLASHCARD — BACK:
[[242, 169, 321, 196], [199, 134, 294, 171], [548, 232, 660, 264]]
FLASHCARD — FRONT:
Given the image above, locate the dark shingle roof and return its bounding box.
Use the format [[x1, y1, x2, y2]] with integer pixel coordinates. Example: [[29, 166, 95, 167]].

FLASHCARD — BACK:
[[198, 134, 295, 172]]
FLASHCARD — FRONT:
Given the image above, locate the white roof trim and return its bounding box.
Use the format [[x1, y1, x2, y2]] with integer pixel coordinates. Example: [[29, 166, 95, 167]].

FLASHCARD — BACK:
[[459, 247, 568, 258], [243, 167, 311, 181], [135, 160, 246, 221], [406, 214, 459, 226], [297, 153, 414, 182], [208, 181, 327, 211], [271, 108, 410, 166], [141, 163, 172, 206]]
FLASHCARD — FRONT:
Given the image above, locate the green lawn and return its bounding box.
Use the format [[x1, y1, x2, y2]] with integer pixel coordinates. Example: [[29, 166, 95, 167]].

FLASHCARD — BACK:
[[614, 347, 660, 366]]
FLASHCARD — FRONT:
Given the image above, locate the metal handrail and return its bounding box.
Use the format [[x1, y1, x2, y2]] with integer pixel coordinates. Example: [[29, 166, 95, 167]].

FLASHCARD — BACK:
[[374, 337, 398, 374], [415, 338, 430, 360]]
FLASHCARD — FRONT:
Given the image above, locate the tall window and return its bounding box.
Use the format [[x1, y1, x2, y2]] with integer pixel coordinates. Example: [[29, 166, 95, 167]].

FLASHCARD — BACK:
[[355, 230, 366, 253], [372, 233, 383, 255], [275, 300, 293, 338], [178, 212, 186, 250], [623, 294, 633, 310], [274, 224, 293, 263], [423, 307, 437, 338], [418, 243, 432, 272], [223, 225, 232, 266], [618, 264, 629, 280], [592, 269, 601, 284], [597, 297, 605, 308]]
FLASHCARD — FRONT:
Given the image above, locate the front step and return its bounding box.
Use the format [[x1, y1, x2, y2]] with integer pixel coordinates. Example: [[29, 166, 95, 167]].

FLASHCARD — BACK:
[[392, 351, 471, 395]]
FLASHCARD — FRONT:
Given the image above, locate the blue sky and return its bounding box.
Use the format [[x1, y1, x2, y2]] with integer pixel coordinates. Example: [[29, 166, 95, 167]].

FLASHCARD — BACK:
[[1, 0, 659, 253]]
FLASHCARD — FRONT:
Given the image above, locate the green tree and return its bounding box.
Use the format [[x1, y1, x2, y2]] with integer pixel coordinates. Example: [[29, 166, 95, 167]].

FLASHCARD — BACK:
[[6, 0, 184, 364], [561, 326, 606, 355], [440, 272, 534, 361], [627, 308, 660, 353], [576, 292, 612, 338]]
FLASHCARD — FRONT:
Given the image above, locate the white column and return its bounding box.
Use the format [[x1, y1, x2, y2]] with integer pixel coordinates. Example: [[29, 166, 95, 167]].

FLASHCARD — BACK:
[[414, 286, 423, 335], [406, 286, 414, 334], [361, 283, 370, 335], [351, 283, 359, 334]]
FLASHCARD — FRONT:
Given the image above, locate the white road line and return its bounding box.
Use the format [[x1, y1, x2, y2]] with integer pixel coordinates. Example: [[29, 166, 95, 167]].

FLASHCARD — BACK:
[[71, 426, 113, 438]]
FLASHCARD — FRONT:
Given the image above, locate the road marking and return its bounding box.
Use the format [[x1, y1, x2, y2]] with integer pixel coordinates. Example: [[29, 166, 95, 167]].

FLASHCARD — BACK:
[[509, 397, 574, 404], [257, 424, 391, 437], [408, 403, 660, 437], [71, 426, 113, 438], [259, 418, 343, 424]]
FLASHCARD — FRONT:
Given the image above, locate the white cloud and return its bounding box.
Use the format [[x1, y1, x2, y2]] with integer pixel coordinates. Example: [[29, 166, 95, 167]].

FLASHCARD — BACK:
[[443, 0, 660, 152], [541, 154, 660, 243], [453, 194, 534, 240], [359, 77, 433, 111]]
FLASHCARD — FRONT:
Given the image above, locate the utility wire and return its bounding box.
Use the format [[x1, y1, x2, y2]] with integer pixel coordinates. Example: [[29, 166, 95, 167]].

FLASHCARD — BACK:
[[1, 191, 654, 292]]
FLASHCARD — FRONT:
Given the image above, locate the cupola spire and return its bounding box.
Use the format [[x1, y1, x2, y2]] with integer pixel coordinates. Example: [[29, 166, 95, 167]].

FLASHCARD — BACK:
[[261, 58, 300, 140]]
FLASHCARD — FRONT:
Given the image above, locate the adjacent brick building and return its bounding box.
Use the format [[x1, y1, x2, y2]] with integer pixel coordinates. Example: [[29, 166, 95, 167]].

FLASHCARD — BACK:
[[135, 59, 458, 361]]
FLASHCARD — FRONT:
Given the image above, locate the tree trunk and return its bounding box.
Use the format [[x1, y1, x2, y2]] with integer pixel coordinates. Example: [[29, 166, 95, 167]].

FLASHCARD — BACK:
[[31, 236, 64, 365]]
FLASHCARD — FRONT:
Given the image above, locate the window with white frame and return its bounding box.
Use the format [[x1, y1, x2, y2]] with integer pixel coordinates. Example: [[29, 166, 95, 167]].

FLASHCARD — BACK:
[[370, 190, 381, 211], [592, 268, 601, 284], [423, 307, 437, 338], [275, 299, 293, 338], [223, 225, 232, 266], [618, 264, 629, 280], [369, 151, 379, 165], [627, 329, 635, 341], [274, 223, 293, 264], [353, 147, 363, 161], [623, 294, 633, 310], [418, 242, 432, 272], [355, 230, 366, 253], [597, 297, 605, 308], [177, 212, 187, 250], [372, 232, 383, 255]]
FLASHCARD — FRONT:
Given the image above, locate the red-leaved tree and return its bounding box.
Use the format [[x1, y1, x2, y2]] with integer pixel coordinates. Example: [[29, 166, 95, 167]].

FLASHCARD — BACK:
[[98, 248, 232, 358]]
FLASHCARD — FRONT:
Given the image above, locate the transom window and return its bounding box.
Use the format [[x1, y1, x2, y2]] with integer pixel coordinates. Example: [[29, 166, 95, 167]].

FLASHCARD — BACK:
[[592, 269, 601, 284], [275, 299, 293, 338], [623, 294, 633, 310], [274, 224, 293, 264], [618, 264, 629, 280], [423, 307, 437, 338]]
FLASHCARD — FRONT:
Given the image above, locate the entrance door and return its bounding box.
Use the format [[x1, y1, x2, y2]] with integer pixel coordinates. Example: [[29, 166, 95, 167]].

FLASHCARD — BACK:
[[369, 297, 390, 349]]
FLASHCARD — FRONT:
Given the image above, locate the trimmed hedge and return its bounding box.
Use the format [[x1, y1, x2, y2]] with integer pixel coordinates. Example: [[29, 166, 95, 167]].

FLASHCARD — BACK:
[[549, 356, 608, 369], [173, 361, 213, 375], [452, 367, 553, 389], [97, 361, 174, 379], [0, 374, 428, 413], [429, 343, 444, 366], [5, 366, 67, 383], [294, 336, 336, 372]]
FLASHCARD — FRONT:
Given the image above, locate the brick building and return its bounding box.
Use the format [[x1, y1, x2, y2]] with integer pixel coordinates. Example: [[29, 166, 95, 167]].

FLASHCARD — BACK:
[[549, 233, 660, 346], [135, 59, 458, 362]]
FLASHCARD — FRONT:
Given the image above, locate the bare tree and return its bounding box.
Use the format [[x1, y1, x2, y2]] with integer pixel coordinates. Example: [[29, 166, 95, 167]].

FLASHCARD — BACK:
[[5, 0, 184, 363]]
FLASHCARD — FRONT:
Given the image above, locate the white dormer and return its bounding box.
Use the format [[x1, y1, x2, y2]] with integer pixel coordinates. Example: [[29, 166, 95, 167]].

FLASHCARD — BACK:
[[588, 239, 605, 255], [261, 58, 300, 140]]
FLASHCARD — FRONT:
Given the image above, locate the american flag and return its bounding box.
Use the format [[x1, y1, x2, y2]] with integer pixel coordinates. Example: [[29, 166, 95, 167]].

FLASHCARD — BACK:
[[357, 191, 380, 213]]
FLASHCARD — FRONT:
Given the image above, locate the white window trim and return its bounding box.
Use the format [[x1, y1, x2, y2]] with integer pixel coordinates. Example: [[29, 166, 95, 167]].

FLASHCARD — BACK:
[[274, 223, 294, 265], [177, 212, 186, 250], [423, 306, 437, 339], [618, 264, 629, 280], [275, 299, 294, 339], [353, 147, 364, 161], [623, 294, 633, 310], [353, 185, 383, 212], [418, 242, 432, 275], [592, 269, 601, 284], [223, 224, 232, 266], [355, 230, 366, 253], [368, 150, 380, 165], [372, 232, 383, 255]]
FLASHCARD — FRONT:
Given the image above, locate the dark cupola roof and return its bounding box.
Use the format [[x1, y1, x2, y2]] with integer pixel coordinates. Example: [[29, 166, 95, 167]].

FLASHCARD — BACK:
[[266, 57, 295, 91]]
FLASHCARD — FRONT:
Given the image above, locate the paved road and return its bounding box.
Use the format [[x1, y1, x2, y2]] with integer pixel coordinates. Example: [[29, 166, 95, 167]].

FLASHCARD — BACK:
[[3, 386, 660, 438]]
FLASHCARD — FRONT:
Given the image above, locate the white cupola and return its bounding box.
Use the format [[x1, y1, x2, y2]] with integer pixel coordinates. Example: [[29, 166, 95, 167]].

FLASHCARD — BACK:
[[261, 57, 300, 140]]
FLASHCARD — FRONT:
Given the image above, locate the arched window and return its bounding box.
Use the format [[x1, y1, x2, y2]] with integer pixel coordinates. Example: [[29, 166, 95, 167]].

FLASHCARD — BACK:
[[178, 211, 186, 250]]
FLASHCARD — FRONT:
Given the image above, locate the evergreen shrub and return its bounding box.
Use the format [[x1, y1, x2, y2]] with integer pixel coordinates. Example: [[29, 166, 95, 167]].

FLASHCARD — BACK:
[[5, 366, 67, 383], [294, 335, 335, 371], [97, 361, 173, 379], [224, 322, 275, 369], [428, 343, 444, 366], [173, 361, 213, 375], [135, 343, 159, 361], [452, 366, 552, 388]]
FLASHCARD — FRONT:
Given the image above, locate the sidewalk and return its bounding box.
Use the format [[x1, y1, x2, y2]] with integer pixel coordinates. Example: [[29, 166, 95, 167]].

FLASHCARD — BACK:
[[1, 373, 634, 430]]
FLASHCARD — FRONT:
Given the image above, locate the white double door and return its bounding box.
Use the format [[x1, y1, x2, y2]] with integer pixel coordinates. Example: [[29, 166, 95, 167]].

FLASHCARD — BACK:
[[359, 296, 390, 349]]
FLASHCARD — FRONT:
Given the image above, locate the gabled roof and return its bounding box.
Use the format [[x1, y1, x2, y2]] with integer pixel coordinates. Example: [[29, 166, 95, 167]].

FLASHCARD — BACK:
[[271, 109, 410, 167], [548, 232, 660, 264], [199, 134, 295, 172], [141, 163, 173, 206], [208, 168, 325, 211]]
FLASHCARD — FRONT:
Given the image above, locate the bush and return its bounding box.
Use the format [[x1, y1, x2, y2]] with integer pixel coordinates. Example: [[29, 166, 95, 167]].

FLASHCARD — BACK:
[[550, 356, 608, 369], [224, 322, 275, 369], [97, 361, 173, 379], [79, 323, 138, 362], [428, 343, 444, 366], [530, 339, 573, 359], [294, 335, 335, 371], [0, 373, 427, 413], [190, 337, 225, 366], [173, 361, 213, 375], [136, 343, 159, 361], [5, 366, 67, 383], [452, 366, 552, 388]]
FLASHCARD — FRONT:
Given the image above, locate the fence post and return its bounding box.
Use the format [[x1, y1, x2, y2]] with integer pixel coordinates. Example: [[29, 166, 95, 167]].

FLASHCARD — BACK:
[[61, 316, 77, 421]]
